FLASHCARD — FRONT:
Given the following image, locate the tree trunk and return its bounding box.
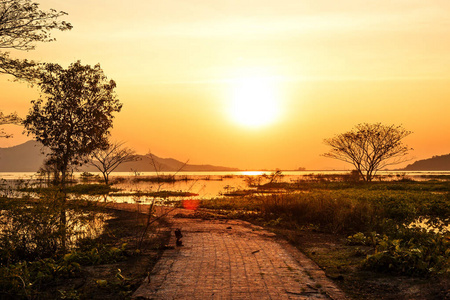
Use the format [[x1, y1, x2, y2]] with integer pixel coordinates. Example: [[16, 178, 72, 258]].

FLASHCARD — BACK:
[[59, 164, 68, 254]]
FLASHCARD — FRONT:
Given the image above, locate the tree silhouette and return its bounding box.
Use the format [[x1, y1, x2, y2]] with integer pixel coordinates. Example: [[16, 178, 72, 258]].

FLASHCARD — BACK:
[[323, 123, 412, 181], [23, 61, 121, 252], [24, 61, 122, 185], [0, 0, 72, 79], [89, 141, 139, 185], [0, 111, 21, 138]]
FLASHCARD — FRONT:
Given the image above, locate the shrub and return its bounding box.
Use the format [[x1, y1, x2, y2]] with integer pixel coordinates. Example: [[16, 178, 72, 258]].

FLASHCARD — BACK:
[[63, 243, 128, 266], [364, 230, 450, 276], [0, 192, 106, 263], [0, 258, 81, 299]]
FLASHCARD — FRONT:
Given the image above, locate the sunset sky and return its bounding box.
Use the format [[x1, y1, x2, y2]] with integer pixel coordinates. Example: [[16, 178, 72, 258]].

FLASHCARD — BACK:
[[1, 0, 450, 170]]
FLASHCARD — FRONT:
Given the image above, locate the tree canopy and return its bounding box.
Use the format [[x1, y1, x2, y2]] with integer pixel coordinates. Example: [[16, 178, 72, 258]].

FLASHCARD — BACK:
[[0, 0, 72, 79], [23, 61, 122, 184], [323, 123, 413, 181]]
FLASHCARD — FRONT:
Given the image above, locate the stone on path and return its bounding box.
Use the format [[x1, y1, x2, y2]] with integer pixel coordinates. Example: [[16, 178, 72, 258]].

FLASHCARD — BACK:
[[133, 216, 347, 300]]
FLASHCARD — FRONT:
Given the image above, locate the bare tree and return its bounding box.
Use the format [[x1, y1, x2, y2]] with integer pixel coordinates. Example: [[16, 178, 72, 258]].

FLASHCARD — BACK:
[[89, 141, 139, 185], [0, 0, 72, 79], [323, 123, 413, 181]]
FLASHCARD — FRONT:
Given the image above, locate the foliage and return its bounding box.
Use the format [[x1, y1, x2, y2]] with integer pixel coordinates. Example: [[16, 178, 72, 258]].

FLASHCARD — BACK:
[[20, 183, 117, 195], [0, 111, 21, 138], [23, 61, 122, 185], [0, 244, 129, 298], [0, 192, 67, 263], [0, 258, 81, 299], [350, 230, 450, 276], [63, 243, 127, 266], [0, 178, 168, 298], [0, 0, 72, 80], [323, 123, 412, 181], [79, 172, 101, 183], [347, 232, 382, 247], [0, 195, 140, 299], [89, 141, 139, 185], [201, 180, 450, 276], [0, 194, 107, 264]]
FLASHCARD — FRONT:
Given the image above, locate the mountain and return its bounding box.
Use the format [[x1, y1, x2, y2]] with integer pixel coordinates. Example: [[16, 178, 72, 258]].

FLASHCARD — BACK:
[[0, 140, 47, 172], [0, 140, 239, 172], [403, 154, 450, 171]]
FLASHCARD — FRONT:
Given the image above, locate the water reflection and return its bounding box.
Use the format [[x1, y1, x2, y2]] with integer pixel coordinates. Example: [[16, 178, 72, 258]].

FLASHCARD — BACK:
[[1, 171, 450, 205]]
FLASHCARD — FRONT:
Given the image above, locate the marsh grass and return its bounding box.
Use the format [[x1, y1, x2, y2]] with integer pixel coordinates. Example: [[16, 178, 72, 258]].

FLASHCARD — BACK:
[[0, 194, 110, 264], [200, 181, 450, 277], [202, 188, 449, 233], [130, 175, 193, 183], [110, 190, 198, 198], [19, 183, 119, 195]]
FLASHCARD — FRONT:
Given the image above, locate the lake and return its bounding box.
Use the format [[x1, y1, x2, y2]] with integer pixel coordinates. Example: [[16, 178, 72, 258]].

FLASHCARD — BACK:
[[1, 170, 449, 204]]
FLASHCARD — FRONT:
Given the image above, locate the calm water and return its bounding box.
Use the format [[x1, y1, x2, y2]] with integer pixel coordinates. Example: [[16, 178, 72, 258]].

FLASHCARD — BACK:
[[1, 170, 449, 204]]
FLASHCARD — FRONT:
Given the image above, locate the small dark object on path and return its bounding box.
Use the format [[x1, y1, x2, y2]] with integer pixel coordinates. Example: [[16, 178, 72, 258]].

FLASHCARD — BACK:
[[226, 226, 232, 229], [175, 228, 183, 246]]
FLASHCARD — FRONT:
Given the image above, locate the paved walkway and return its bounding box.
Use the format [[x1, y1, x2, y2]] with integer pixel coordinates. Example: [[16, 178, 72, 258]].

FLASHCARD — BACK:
[[132, 211, 347, 300]]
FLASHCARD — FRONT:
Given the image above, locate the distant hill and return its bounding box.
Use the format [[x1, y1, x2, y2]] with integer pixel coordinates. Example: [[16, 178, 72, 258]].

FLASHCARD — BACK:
[[0, 140, 239, 172], [0, 140, 47, 171], [403, 154, 450, 171]]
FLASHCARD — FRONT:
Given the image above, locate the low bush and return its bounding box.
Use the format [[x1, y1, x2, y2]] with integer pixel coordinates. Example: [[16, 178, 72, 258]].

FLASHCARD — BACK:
[[63, 243, 128, 266], [0, 258, 81, 299], [363, 229, 450, 276]]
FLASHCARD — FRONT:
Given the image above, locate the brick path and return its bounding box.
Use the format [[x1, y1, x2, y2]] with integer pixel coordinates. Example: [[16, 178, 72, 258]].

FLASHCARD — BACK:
[[132, 213, 347, 300]]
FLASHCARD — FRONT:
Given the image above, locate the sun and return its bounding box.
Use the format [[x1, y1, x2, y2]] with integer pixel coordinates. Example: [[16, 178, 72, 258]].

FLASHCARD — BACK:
[[230, 77, 279, 127]]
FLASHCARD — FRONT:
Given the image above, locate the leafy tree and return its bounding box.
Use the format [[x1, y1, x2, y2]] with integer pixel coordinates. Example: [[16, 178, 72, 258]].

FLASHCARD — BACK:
[[0, 0, 72, 79], [24, 61, 122, 185], [323, 123, 412, 181], [0, 111, 21, 138], [89, 141, 139, 185], [23, 61, 121, 253]]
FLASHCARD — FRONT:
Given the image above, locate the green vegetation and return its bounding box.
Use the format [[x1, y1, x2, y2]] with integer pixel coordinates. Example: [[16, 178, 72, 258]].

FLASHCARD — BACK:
[[199, 180, 450, 278], [1, 171, 449, 298], [0, 194, 169, 299], [20, 184, 119, 195]]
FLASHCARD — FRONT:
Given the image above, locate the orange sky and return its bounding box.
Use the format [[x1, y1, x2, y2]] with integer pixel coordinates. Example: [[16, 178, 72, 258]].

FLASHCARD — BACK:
[[1, 0, 450, 170]]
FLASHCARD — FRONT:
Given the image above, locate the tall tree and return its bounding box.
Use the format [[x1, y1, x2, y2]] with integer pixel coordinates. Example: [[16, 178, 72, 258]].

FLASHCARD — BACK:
[[24, 61, 121, 252], [0, 0, 72, 79], [24, 61, 122, 185], [89, 141, 139, 185], [323, 123, 412, 181]]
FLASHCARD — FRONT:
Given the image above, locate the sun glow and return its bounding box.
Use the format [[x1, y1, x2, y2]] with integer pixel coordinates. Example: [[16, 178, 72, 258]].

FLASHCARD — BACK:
[[230, 77, 280, 127]]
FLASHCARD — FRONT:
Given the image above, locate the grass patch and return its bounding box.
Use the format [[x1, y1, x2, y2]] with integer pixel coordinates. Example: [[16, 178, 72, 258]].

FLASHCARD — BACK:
[[20, 184, 119, 195]]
